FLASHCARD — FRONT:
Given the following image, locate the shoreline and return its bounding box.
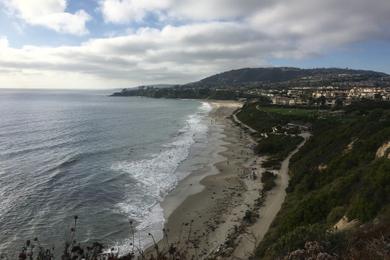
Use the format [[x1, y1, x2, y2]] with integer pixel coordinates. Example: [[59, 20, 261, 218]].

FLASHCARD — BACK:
[[145, 100, 309, 259], [147, 100, 259, 258], [159, 101, 229, 221]]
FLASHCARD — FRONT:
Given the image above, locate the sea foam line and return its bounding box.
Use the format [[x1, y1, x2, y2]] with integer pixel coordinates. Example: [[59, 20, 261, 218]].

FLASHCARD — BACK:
[[111, 101, 212, 253]]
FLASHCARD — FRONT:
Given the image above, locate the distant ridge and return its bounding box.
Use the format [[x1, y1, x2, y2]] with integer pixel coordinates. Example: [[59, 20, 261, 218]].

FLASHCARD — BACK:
[[185, 67, 388, 88], [111, 66, 390, 99]]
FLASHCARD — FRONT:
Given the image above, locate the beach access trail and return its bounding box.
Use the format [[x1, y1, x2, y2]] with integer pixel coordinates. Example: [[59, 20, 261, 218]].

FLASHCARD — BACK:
[[230, 131, 310, 259], [147, 101, 310, 260]]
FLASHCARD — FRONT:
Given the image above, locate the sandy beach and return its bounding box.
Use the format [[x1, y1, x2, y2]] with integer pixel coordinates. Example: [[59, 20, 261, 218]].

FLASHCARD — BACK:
[[146, 101, 309, 259], [145, 101, 258, 258]]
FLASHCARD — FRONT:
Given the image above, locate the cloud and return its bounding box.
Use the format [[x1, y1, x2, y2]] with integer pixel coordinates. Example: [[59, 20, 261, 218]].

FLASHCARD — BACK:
[[100, 0, 170, 24], [0, 22, 268, 88], [3, 0, 91, 35], [97, 0, 390, 59], [248, 0, 390, 56], [0, 0, 390, 88], [99, 0, 273, 23], [168, 0, 271, 21], [0, 36, 9, 48]]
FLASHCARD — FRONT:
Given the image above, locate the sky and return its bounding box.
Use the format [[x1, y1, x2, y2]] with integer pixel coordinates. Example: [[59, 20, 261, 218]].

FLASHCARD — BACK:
[[0, 0, 390, 89]]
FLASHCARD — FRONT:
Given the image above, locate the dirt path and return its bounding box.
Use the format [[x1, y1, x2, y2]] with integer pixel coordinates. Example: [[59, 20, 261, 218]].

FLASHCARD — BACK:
[[232, 109, 257, 134], [231, 132, 311, 259]]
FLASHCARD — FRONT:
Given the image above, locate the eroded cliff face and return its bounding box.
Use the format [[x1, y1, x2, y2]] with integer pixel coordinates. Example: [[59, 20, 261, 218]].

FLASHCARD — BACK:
[[343, 138, 358, 154], [333, 216, 359, 232], [376, 141, 390, 159]]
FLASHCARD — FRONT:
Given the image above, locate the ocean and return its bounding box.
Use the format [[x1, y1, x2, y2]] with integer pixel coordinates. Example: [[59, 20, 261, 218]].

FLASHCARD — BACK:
[[0, 89, 213, 256]]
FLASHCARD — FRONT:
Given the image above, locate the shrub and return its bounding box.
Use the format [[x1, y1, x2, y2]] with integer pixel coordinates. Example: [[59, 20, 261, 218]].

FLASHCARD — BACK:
[[261, 171, 277, 191]]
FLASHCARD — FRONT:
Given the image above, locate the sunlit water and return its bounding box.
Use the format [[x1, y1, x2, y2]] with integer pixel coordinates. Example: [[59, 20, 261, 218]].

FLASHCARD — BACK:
[[0, 89, 211, 257]]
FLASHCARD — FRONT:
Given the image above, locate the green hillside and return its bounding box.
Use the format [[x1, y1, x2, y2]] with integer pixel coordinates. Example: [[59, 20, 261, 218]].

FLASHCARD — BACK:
[[237, 101, 390, 259], [186, 67, 388, 88]]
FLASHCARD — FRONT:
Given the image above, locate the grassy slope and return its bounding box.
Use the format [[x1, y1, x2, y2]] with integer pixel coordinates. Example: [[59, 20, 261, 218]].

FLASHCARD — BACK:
[[255, 135, 304, 169], [236, 104, 318, 133], [237, 102, 390, 259]]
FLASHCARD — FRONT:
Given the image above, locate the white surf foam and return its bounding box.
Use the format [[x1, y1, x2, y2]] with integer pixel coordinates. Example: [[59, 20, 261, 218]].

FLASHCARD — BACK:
[[111, 101, 212, 253]]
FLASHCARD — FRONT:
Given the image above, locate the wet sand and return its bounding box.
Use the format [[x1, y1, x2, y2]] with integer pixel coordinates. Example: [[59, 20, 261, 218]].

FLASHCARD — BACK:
[[145, 101, 262, 258], [146, 101, 309, 259]]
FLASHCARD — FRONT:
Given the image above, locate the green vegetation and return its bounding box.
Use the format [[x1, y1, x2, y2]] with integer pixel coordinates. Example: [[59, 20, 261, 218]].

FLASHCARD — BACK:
[[112, 86, 272, 101], [236, 103, 318, 133], [237, 102, 390, 259], [261, 171, 277, 191], [185, 67, 388, 88], [236, 104, 283, 133], [7, 100, 390, 259], [255, 135, 304, 169], [258, 106, 319, 118]]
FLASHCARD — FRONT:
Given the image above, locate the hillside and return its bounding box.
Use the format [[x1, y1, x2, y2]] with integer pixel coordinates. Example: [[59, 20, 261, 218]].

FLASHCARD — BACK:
[[186, 67, 388, 88], [112, 67, 389, 100], [236, 101, 390, 259]]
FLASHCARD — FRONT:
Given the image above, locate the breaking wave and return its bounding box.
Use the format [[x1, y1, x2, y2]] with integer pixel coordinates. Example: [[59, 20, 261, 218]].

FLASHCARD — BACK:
[[111, 102, 212, 252]]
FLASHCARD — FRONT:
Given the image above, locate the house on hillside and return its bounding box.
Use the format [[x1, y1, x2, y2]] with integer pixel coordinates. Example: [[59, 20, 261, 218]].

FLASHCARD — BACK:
[[271, 96, 290, 105]]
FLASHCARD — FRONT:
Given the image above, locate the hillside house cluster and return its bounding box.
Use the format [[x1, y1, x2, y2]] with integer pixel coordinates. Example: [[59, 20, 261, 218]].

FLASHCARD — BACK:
[[269, 86, 390, 106]]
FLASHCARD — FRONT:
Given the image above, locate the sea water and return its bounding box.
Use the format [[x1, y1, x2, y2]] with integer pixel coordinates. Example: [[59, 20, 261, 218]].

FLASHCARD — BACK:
[[0, 89, 211, 256]]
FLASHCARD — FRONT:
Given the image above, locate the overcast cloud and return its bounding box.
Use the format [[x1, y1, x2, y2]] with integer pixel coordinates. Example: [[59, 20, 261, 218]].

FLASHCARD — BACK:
[[0, 0, 389, 88]]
